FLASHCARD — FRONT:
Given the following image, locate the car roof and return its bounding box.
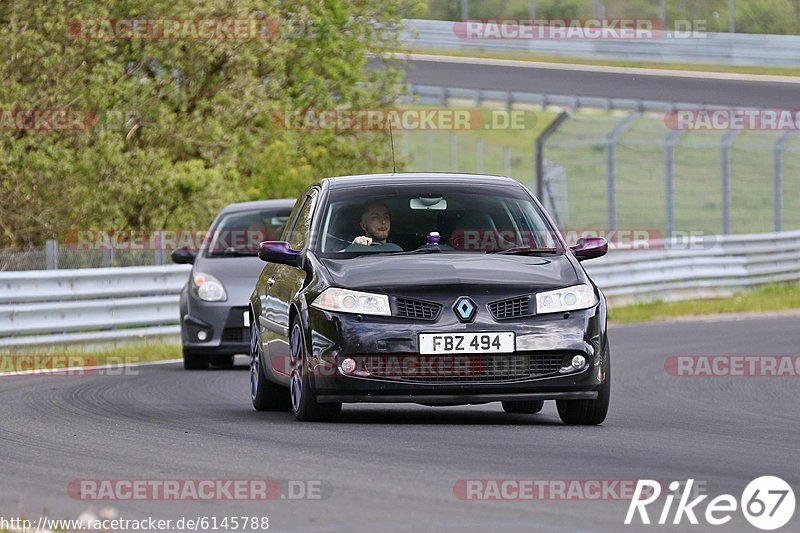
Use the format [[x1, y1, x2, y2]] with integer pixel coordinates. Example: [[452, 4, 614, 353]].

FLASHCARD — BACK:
[[321, 172, 519, 189], [219, 199, 296, 214]]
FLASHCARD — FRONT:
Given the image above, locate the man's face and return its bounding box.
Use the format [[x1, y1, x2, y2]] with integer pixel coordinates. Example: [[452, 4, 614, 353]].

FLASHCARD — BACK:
[[360, 204, 391, 242]]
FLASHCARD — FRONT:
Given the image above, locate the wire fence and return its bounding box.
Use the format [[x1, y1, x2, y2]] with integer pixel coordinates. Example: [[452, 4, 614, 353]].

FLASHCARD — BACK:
[[0, 244, 168, 272], [398, 107, 800, 240]]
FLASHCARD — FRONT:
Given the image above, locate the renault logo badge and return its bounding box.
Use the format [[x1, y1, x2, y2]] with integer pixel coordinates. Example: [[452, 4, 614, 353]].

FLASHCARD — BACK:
[[453, 297, 477, 323]]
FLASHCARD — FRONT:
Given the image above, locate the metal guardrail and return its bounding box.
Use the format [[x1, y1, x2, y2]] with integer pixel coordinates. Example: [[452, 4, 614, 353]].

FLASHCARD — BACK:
[[584, 230, 800, 303], [405, 83, 729, 113], [401, 19, 800, 68], [0, 265, 190, 348], [0, 231, 798, 347]]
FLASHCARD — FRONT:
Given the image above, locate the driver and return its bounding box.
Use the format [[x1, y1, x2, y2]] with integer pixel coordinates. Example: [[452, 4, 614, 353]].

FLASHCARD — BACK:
[[353, 202, 391, 246]]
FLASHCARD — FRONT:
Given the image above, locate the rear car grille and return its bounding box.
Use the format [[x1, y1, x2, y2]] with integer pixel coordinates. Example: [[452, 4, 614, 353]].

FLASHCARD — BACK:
[[352, 353, 567, 384], [394, 297, 442, 321], [221, 327, 249, 343], [488, 296, 532, 320]]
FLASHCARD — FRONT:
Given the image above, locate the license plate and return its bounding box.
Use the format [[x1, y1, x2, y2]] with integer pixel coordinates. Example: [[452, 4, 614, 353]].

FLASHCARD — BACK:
[[243, 311, 251, 328], [419, 332, 515, 355]]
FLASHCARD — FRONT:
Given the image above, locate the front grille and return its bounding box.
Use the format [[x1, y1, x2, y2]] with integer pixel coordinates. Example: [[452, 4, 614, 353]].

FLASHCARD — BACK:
[[394, 297, 442, 321], [221, 327, 249, 343], [353, 353, 567, 384], [488, 296, 532, 320]]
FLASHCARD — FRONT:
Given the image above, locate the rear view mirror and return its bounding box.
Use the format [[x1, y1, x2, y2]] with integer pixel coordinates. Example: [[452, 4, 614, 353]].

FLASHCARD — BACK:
[[570, 237, 608, 261], [258, 241, 299, 266], [410, 197, 447, 210], [170, 247, 196, 264]]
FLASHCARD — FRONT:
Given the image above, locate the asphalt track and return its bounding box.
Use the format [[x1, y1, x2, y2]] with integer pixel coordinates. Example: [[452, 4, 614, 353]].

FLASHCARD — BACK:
[[390, 56, 800, 108], [0, 315, 797, 532]]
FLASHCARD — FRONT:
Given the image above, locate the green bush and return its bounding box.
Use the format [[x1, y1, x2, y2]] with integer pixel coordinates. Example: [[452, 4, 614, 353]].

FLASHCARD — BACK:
[[0, 0, 425, 247]]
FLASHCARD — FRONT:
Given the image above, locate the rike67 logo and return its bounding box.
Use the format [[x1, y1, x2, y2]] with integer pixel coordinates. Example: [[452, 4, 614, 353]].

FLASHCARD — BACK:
[[626, 477, 796, 530]]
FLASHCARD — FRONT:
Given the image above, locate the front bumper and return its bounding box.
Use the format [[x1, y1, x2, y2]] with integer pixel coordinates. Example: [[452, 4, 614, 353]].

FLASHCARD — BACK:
[[304, 303, 607, 404], [182, 301, 250, 356]]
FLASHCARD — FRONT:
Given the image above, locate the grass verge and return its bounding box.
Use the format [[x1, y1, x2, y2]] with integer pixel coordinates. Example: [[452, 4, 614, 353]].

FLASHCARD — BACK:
[[608, 283, 800, 324], [0, 341, 181, 372]]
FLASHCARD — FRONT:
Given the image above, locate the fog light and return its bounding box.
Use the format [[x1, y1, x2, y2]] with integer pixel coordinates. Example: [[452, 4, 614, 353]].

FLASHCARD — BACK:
[[340, 358, 356, 374], [571, 355, 587, 370], [197, 330, 208, 341]]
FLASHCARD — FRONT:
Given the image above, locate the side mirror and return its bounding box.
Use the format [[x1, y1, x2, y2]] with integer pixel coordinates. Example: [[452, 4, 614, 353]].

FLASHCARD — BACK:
[[258, 241, 299, 266], [170, 247, 196, 264], [570, 237, 608, 261]]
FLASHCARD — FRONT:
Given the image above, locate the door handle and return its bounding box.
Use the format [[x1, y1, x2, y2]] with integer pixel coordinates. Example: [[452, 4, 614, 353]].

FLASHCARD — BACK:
[[267, 277, 276, 287]]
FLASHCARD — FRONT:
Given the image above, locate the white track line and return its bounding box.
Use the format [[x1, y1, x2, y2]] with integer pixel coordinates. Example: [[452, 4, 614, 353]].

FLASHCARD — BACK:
[[0, 358, 182, 378], [397, 52, 800, 85]]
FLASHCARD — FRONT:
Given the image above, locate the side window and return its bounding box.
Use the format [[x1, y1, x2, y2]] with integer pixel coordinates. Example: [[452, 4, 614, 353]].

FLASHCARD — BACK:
[[287, 192, 316, 250], [280, 199, 305, 241]]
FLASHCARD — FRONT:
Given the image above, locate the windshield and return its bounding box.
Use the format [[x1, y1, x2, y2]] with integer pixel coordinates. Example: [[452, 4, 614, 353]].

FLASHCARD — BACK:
[[316, 183, 561, 258], [204, 208, 291, 257]]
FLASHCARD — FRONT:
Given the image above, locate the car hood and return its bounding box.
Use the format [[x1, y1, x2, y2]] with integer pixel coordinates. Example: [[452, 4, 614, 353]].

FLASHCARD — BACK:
[[192, 255, 266, 304], [320, 253, 578, 296]]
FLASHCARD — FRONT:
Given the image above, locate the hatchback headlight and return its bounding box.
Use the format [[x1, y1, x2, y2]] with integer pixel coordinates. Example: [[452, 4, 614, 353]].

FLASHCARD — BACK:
[[536, 284, 597, 314], [312, 288, 391, 316], [193, 272, 227, 302]]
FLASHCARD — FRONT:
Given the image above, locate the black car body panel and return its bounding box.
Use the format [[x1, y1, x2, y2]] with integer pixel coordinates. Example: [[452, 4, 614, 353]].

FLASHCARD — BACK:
[[249, 173, 609, 409]]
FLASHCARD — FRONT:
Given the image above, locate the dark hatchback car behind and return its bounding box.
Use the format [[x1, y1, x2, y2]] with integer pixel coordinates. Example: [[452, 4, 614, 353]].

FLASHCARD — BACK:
[[172, 199, 294, 369]]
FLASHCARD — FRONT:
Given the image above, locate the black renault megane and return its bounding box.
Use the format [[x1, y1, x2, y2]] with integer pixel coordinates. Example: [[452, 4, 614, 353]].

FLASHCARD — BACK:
[[249, 173, 610, 424]]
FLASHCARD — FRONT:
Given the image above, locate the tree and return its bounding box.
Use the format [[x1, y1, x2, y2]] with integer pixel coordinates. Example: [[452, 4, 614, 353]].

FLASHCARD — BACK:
[[0, 0, 424, 247]]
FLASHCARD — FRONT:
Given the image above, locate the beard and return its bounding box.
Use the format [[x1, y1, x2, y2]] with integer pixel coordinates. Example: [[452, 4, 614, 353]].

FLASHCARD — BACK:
[[370, 227, 389, 241]]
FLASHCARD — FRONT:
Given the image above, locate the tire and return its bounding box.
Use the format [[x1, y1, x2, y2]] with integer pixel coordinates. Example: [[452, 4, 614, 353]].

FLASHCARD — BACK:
[[250, 323, 291, 411], [289, 319, 341, 422], [211, 354, 235, 369], [502, 400, 544, 414], [557, 348, 611, 426], [183, 347, 210, 370]]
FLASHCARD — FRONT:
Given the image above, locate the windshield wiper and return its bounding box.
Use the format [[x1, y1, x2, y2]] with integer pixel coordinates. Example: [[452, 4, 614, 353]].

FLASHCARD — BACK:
[[492, 247, 558, 255], [381, 247, 444, 256]]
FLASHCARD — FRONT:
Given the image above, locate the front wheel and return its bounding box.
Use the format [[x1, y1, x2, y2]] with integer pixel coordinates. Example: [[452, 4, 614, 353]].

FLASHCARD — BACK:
[[556, 349, 611, 426], [290, 319, 341, 422]]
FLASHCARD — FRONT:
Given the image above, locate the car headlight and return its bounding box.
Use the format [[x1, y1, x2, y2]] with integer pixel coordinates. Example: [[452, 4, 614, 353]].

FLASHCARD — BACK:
[[311, 288, 391, 316], [192, 272, 227, 302], [536, 284, 597, 314]]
